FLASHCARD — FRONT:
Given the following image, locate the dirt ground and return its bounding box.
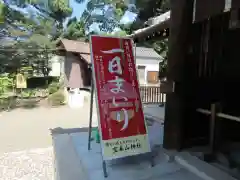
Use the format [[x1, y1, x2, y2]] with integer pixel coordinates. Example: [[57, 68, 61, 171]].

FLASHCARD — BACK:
[[0, 96, 164, 155], [0, 100, 164, 180], [0, 101, 97, 155]]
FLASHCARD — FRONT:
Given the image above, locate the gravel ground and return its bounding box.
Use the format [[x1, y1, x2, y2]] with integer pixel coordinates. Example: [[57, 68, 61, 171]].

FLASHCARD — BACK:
[[0, 147, 53, 180]]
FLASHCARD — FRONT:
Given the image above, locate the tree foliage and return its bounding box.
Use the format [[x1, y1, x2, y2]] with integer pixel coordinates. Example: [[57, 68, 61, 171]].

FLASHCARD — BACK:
[[0, 0, 169, 77], [48, 0, 72, 26], [137, 0, 170, 22], [0, 1, 62, 76], [80, 0, 128, 33], [0, 0, 83, 99], [63, 18, 86, 40], [135, 0, 170, 75]]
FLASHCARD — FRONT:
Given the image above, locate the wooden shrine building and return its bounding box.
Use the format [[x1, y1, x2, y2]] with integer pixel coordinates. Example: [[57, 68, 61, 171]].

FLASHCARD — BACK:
[[130, 0, 240, 164]]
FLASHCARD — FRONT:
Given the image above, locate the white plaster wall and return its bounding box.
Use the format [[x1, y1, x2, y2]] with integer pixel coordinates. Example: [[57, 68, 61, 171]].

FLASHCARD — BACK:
[[49, 55, 65, 77]]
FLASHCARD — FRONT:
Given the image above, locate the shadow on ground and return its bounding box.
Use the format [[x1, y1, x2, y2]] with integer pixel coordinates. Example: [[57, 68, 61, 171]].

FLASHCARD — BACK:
[[50, 127, 89, 135]]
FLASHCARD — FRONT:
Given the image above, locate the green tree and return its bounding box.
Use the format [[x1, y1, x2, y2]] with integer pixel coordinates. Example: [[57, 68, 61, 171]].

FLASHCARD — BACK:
[[100, 30, 127, 37], [80, 0, 128, 33], [153, 39, 168, 76], [48, 0, 72, 28], [0, 1, 38, 39], [134, 0, 170, 76], [64, 18, 86, 40], [9, 0, 73, 28], [0, 3, 56, 76], [136, 0, 170, 21]]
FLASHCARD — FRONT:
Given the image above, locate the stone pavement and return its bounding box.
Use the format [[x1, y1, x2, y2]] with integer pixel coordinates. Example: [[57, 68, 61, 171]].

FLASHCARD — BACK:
[[52, 123, 204, 180], [52, 118, 202, 180], [52, 108, 237, 180], [53, 130, 237, 180], [143, 104, 165, 122], [70, 135, 204, 180]]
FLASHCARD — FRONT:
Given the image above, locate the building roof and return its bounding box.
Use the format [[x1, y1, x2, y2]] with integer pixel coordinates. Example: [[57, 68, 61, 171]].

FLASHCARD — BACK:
[[57, 39, 162, 63], [145, 11, 170, 26], [57, 39, 91, 64], [59, 39, 90, 54], [128, 11, 170, 40], [135, 47, 163, 60]]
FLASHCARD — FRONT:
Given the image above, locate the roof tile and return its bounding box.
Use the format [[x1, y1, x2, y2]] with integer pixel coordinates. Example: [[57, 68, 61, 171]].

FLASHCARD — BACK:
[[135, 47, 163, 59], [58, 39, 162, 64], [60, 39, 90, 54], [59, 39, 91, 64]]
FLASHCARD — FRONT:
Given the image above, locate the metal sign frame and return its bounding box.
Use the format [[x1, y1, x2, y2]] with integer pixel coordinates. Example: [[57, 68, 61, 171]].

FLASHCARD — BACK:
[[87, 35, 154, 178]]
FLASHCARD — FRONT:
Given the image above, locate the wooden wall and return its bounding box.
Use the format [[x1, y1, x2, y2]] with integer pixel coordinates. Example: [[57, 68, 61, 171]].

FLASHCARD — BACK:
[[182, 11, 240, 149], [193, 0, 225, 22], [194, 0, 240, 22], [64, 52, 91, 88], [164, 2, 240, 150]]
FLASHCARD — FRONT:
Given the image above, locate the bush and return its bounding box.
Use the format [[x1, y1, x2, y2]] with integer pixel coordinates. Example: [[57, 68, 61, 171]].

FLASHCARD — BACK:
[[48, 91, 65, 107], [48, 82, 60, 94], [19, 89, 36, 98], [0, 75, 13, 96], [0, 97, 10, 110], [0, 96, 17, 110]]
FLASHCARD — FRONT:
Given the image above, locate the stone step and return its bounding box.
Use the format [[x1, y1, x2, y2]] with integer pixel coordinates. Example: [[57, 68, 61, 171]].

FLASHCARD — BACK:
[[175, 152, 237, 180]]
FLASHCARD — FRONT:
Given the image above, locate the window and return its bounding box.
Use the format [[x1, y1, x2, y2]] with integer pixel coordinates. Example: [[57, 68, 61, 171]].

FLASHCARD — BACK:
[[147, 71, 159, 84], [137, 65, 146, 85]]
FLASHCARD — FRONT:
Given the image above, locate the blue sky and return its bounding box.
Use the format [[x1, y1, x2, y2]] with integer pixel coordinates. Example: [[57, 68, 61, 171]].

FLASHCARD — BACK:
[[3, 0, 137, 33], [69, 0, 136, 23], [68, 0, 137, 32], [2, 0, 88, 20], [69, 0, 88, 19]]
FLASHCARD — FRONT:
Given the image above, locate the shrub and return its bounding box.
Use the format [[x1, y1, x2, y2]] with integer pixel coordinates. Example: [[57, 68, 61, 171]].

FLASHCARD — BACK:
[[19, 89, 36, 98], [48, 91, 65, 107], [0, 97, 10, 110], [0, 96, 17, 110], [48, 82, 60, 94], [0, 75, 13, 96]]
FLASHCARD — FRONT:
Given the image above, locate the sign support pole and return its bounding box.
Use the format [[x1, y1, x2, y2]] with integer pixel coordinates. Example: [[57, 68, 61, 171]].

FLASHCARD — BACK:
[[88, 77, 94, 151], [88, 76, 108, 177], [102, 160, 107, 177]]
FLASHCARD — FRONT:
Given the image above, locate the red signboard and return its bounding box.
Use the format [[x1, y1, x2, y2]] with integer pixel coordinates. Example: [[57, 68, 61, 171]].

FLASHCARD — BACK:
[[90, 35, 150, 160]]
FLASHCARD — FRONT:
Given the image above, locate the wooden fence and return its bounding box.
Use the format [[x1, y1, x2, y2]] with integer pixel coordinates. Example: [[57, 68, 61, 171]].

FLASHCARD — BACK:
[[139, 86, 165, 104]]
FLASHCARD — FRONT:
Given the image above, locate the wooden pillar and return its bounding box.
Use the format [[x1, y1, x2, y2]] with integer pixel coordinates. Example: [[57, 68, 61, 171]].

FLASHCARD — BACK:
[[163, 0, 194, 150]]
